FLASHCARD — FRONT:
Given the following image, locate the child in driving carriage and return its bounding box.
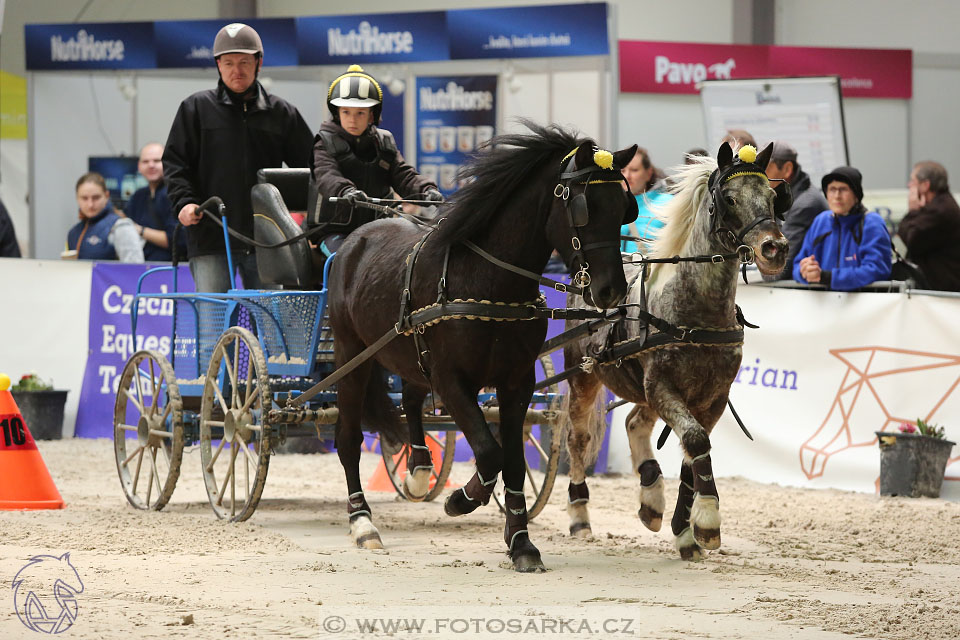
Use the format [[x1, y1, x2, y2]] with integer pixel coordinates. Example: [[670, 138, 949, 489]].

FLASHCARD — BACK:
[[309, 64, 443, 257]]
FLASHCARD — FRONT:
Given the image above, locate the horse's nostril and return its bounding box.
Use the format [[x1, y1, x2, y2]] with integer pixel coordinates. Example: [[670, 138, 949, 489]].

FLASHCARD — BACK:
[[761, 239, 784, 260]]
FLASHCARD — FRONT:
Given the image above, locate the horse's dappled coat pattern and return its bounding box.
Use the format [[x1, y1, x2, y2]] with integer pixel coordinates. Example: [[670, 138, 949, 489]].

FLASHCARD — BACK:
[[562, 143, 789, 560]]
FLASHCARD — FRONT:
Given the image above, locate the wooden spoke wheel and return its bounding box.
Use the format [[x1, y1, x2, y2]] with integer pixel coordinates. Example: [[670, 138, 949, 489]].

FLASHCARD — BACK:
[[382, 430, 457, 502], [492, 355, 563, 520], [113, 350, 184, 511], [199, 327, 272, 522]]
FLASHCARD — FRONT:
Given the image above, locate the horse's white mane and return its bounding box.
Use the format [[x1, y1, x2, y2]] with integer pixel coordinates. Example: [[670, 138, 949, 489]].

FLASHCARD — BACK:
[[640, 154, 717, 293]]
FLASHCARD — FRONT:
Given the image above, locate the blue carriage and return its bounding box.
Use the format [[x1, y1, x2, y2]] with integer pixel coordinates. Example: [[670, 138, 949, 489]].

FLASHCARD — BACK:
[[112, 169, 563, 522]]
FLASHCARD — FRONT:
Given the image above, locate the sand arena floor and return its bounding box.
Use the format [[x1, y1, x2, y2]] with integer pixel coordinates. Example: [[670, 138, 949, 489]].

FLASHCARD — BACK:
[[2, 438, 959, 639]]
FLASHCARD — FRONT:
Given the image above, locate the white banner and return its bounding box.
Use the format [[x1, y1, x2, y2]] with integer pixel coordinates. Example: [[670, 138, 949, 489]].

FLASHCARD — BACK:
[[609, 286, 960, 500]]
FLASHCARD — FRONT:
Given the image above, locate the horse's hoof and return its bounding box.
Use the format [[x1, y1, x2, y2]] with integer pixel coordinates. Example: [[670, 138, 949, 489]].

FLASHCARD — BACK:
[[402, 469, 431, 502], [693, 525, 721, 550], [444, 489, 478, 517], [350, 516, 383, 549], [690, 494, 721, 549], [638, 505, 662, 532], [513, 553, 546, 573], [569, 522, 593, 539], [356, 533, 384, 550], [678, 544, 703, 561], [675, 528, 703, 561]]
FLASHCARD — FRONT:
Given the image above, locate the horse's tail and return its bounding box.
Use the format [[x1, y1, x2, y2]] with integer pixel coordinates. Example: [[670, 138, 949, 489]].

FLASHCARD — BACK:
[[362, 362, 407, 451], [559, 381, 608, 467]]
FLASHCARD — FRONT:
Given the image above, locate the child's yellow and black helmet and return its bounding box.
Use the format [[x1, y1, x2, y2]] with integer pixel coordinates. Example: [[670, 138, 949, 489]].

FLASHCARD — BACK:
[[327, 65, 383, 124]]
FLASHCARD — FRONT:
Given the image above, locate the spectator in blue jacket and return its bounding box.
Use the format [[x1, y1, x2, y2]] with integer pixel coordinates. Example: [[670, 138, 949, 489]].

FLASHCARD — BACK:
[[66, 172, 144, 262], [793, 166, 891, 291]]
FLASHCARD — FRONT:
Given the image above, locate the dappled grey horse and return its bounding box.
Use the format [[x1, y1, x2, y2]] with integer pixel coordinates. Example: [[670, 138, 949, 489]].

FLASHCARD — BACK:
[[562, 142, 790, 560]]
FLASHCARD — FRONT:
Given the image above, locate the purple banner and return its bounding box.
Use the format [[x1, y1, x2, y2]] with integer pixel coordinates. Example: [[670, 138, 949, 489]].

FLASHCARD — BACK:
[[75, 264, 193, 438]]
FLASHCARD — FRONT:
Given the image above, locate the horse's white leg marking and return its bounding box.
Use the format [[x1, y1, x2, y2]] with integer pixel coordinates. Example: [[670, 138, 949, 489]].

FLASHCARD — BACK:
[[626, 404, 664, 532], [402, 444, 433, 502], [674, 526, 703, 561], [565, 374, 603, 539], [690, 490, 721, 550], [350, 514, 384, 550]]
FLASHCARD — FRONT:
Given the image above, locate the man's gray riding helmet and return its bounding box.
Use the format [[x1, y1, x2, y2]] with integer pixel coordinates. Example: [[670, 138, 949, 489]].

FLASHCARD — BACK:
[[213, 23, 264, 58]]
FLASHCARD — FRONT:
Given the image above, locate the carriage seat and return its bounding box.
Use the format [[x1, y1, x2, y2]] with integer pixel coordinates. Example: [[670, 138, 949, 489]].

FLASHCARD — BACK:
[[253, 169, 315, 288]]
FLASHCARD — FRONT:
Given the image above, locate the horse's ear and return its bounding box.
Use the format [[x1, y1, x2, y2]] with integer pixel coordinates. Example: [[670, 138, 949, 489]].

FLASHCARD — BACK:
[[574, 142, 596, 169], [756, 142, 774, 170], [613, 145, 638, 170], [717, 142, 733, 170]]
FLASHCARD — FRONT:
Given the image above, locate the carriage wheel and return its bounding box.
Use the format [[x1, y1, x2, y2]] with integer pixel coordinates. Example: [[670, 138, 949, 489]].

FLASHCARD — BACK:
[[382, 430, 457, 502], [493, 355, 563, 520], [199, 327, 272, 522], [113, 350, 184, 511]]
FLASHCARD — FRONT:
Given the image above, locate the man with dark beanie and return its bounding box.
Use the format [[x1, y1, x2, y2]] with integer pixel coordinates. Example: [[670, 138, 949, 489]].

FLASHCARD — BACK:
[[792, 166, 892, 291], [897, 161, 960, 291], [163, 23, 313, 291]]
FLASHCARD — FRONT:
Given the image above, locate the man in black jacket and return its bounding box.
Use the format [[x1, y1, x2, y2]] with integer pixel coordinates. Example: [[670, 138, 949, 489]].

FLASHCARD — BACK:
[[898, 161, 960, 292], [763, 141, 829, 281], [163, 23, 313, 291]]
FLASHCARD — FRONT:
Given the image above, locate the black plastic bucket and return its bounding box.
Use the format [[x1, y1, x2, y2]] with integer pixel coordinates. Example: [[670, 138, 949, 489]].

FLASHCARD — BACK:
[[11, 390, 69, 440], [876, 431, 955, 498]]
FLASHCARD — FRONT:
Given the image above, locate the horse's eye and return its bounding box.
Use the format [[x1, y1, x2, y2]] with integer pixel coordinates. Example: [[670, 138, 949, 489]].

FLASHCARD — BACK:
[[724, 194, 736, 207]]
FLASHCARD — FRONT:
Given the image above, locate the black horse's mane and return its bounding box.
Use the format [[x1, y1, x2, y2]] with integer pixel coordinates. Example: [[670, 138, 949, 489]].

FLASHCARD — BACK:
[[433, 120, 587, 247]]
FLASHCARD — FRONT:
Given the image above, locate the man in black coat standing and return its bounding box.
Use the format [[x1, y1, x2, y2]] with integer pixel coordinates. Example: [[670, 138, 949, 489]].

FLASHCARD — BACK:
[[898, 161, 960, 292], [763, 141, 829, 281], [163, 23, 313, 291]]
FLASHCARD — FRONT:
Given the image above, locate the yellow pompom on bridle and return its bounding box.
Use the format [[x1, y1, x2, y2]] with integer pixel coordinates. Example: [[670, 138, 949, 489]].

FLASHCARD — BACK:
[[593, 149, 614, 170], [737, 145, 758, 164]]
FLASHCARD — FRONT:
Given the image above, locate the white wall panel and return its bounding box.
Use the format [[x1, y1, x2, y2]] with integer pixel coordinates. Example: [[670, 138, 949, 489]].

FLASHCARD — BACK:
[[501, 73, 549, 135], [551, 70, 601, 142], [31, 73, 134, 260], [911, 67, 960, 183], [617, 93, 706, 173], [134, 76, 212, 150], [776, 0, 960, 55], [842, 98, 909, 189]]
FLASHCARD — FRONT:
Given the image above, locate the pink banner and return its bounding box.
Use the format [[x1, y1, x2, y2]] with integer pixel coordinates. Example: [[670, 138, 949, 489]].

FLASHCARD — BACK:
[[619, 40, 911, 99]]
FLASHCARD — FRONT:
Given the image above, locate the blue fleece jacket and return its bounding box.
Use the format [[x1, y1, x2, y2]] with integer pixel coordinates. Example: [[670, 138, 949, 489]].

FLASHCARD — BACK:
[[792, 208, 892, 291]]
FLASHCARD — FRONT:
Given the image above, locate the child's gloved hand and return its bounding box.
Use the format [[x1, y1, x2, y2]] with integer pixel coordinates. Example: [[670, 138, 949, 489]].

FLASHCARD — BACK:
[[340, 187, 369, 205], [423, 189, 444, 203]]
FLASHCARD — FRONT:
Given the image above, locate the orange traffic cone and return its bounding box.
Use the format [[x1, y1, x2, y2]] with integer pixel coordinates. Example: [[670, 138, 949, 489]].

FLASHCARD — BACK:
[[0, 373, 65, 510], [367, 435, 456, 493]]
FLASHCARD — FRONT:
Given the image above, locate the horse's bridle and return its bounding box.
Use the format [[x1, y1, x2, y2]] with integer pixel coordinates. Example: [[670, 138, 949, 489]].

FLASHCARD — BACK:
[[554, 147, 638, 289], [707, 166, 790, 262]]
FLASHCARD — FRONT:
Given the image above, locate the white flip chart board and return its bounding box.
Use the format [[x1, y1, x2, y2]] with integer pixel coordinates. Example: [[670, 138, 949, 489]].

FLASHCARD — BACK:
[[699, 76, 849, 185]]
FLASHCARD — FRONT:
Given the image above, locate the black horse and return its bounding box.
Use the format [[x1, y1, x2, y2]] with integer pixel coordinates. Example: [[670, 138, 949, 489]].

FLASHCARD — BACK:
[[327, 122, 637, 572]]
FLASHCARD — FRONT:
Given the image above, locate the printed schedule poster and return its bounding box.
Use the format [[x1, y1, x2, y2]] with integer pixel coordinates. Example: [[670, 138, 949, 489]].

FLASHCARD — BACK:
[[416, 75, 497, 197]]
